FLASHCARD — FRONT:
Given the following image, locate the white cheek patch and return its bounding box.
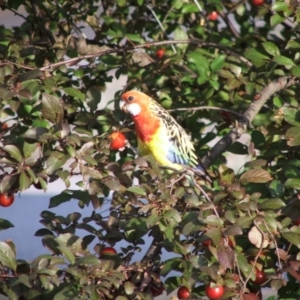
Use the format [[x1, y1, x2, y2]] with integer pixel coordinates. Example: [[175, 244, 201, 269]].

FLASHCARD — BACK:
[[126, 103, 141, 116]]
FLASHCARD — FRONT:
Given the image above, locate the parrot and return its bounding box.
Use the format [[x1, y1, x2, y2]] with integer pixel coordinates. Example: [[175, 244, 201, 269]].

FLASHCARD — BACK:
[[119, 90, 211, 182]]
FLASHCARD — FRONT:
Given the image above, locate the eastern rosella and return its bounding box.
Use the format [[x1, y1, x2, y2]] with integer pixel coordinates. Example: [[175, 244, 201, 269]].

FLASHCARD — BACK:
[[119, 90, 210, 181]]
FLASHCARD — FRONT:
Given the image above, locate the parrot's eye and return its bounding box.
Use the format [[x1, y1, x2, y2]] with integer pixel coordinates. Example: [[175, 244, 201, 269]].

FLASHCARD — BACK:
[[128, 96, 134, 101]]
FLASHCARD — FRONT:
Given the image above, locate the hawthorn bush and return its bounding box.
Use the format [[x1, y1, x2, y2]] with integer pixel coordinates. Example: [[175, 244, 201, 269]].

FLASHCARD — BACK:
[[1, 0, 300, 299]]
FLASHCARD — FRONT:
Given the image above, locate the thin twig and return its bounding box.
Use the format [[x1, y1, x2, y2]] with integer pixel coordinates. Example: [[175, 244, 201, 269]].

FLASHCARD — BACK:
[[192, 0, 203, 12], [201, 76, 300, 168], [190, 175, 220, 218], [147, 5, 177, 54], [218, 10, 240, 38], [30, 39, 253, 71], [263, 219, 282, 270], [167, 105, 246, 121]]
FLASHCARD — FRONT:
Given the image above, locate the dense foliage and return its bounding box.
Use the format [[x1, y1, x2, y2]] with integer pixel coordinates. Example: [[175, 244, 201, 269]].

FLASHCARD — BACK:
[[1, 0, 300, 299]]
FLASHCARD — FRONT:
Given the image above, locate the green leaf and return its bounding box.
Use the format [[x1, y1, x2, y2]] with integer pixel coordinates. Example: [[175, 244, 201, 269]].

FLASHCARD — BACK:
[[146, 213, 161, 228], [182, 3, 198, 13], [126, 186, 146, 196], [273, 55, 294, 68], [282, 107, 300, 127], [204, 215, 224, 227], [19, 171, 31, 191], [286, 40, 300, 49], [49, 191, 73, 208], [227, 142, 248, 155], [86, 86, 101, 111], [17, 69, 43, 82], [3, 145, 23, 163], [284, 178, 300, 189], [259, 198, 286, 210], [46, 151, 70, 175], [76, 255, 100, 265], [116, 0, 126, 7], [291, 65, 300, 76], [210, 55, 226, 72], [125, 217, 148, 242], [42, 93, 64, 124], [270, 13, 286, 27], [268, 180, 285, 197], [57, 245, 75, 264], [0, 241, 16, 271], [286, 127, 300, 146], [64, 87, 85, 101], [0, 175, 18, 193], [282, 232, 300, 248], [262, 42, 280, 56], [244, 48, 269, 67], [174, 27, 188, 51], [23, 127, 49, 140], [240, 169, 273, 184], [272, 2, 289, 12], [102, 176, 121, 191], [23, 141, 38, 159], [124, 282, 134, 295], [164, 209, 181, 223], [0, 218, 14, 231]]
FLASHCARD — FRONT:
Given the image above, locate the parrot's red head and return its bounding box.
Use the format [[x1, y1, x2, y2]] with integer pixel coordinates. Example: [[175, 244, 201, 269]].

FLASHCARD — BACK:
[[120, 90, 151, 117]]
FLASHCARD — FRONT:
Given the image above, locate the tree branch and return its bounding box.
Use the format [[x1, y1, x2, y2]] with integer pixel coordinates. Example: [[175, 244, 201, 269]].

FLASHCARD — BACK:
[[28, 39, 253, 71], [201, 76, 299, 168], [168, 105, 246, 121]]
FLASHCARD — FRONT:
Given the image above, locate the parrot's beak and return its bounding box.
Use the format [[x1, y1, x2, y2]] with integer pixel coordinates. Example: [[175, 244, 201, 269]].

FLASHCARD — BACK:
[[119, 100, 127, 112]]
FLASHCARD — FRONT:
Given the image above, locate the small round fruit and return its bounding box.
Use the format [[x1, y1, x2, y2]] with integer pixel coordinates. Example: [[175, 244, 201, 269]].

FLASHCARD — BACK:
[[294, 218, 300, 226], [177, 286, 190, 299], [101, 247, 117, 256], [253, 268, 267, 285], [1, 123, 8, 130], [203, 239, 211, 247], [208, 11, 218, 21], [251, 0, 264, 6], [0, 193, 15, 207], [156, 48, 165, 59], [109, 132, 126, 150], [205, 284, 225, 300]]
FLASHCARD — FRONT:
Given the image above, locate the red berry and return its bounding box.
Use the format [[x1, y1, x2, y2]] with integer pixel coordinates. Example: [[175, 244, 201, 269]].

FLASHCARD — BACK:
[[205, 284, 225, 300], [156, 48, 165, 59], [203, 239, 211, 247], [208, 11, 218, 21], [109, 132, 126, 150], [251, 0, 264, 6], [177, 286, 190, 299], [1, 123, 8, 130], [294, 218, 300, 226], [101, 247, 117, 256], [253, 268, 267, 285], [0, 193, 15, 207]]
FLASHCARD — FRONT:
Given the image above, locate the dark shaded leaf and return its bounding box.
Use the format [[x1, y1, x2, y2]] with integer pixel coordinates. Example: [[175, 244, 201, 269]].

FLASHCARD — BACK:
[[217, 244, 234, 269], [0, 218, 14, 231], [42, 93, 64, 124]]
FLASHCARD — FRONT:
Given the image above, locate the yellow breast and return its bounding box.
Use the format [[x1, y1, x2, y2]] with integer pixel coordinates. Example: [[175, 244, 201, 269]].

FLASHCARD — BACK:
[[137, 127, 182, 170]]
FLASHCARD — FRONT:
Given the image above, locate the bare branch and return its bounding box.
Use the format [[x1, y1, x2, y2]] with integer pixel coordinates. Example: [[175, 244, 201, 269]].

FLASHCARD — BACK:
[[201, 76, 299, 168], [168, 106, 246, 121], [30, 39, 252, 71]]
